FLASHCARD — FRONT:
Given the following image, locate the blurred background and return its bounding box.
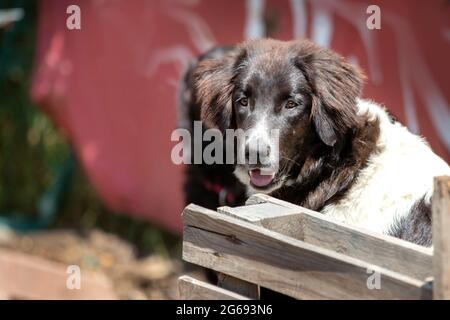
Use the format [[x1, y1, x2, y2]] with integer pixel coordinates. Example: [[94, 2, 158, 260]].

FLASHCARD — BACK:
[[0, 0, 449, 299]]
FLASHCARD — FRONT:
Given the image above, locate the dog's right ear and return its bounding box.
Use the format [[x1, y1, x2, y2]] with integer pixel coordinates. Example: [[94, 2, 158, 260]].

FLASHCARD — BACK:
[[193, 49, 240, 131]]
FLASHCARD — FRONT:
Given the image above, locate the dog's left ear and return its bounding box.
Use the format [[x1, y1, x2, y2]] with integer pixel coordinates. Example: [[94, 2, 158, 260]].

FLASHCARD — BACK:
[[295, 41, 365, 146]]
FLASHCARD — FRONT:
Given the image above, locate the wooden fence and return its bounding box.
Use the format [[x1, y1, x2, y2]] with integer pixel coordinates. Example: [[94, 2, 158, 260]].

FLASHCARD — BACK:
[[179, 176, 450, 300]]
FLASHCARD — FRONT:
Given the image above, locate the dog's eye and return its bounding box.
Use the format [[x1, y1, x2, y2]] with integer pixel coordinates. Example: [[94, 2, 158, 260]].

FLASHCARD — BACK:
[[285, 100, 298, 109], [239, 97, 249, 107]]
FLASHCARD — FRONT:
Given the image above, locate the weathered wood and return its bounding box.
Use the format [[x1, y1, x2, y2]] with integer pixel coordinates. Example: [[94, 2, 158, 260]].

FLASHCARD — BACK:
[[244, 194, 432, 281], [433, 176, 450, 299], [183, 204, 432, 300], [0, 248, 117, 300], [217, 273, 259, 299], [178, 275, 249, 300], [218, 204, 304, 240]]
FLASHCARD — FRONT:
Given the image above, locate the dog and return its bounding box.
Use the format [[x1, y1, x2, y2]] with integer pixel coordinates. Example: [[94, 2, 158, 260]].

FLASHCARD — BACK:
[[178, 46, 248, 212], [179, 39, 450, 246]]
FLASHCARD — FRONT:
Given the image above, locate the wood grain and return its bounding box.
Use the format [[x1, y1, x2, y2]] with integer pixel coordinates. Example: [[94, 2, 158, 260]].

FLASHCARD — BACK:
[[433, 176, 450, 299], [217, 273, 259, 299], [218, 204, 304, 240], [178, 275, 249, 300], [245, 194, 432, 281], [183, 204, 432, 300]]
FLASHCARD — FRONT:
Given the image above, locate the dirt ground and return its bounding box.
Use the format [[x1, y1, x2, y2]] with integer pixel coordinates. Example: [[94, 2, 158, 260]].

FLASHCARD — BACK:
[[0, 227, 205, 299]]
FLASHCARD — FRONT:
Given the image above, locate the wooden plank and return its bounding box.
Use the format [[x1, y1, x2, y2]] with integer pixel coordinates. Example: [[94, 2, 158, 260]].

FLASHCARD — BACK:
[[182, 204, 432, 300], [217, 273, 259, 299], [219, 203, 300, 223], [0, 248, 117, 300], [178, 275, 249, 300], [218, 204, 304, 240], [244, 194, 432, 281], [433, 176, 450, 299]]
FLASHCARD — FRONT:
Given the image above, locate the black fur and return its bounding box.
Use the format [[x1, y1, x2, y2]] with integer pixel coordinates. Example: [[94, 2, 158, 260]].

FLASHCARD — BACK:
[[387, 197, 432, 246], [178, 46, 247, 210], [179, 39, 435, 247]]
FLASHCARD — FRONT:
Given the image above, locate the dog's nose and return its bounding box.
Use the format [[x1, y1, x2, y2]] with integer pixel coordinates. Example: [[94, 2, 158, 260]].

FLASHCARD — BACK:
[[245, 140, 272, 165]]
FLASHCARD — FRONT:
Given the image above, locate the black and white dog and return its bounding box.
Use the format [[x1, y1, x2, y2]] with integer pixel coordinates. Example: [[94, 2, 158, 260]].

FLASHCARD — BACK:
[[179, 39, 450, 246]]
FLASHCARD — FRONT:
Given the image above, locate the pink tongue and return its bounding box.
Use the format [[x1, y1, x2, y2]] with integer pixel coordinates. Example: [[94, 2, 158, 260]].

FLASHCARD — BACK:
[[249, 169, 275, 187]]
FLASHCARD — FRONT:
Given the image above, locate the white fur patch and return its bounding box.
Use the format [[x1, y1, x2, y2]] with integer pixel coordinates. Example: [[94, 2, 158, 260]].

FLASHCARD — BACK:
[[322, 99, 450, 234]]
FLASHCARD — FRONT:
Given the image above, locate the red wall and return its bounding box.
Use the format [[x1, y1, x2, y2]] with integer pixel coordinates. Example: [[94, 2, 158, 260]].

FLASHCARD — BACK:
[[32, 0, 450, 233]]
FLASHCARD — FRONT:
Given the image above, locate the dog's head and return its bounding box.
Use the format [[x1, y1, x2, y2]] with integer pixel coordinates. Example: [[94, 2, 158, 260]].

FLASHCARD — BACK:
[[194, 39, 364, 193]]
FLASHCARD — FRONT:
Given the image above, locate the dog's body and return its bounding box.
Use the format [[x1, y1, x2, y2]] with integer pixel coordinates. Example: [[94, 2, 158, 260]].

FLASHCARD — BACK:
[[179, 39, 450, 246], [308, 98, 449, 244]]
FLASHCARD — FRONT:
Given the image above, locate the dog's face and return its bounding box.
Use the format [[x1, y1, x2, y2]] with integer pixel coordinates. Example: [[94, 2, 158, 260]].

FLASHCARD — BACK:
[[194, 39, 363, 193]]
